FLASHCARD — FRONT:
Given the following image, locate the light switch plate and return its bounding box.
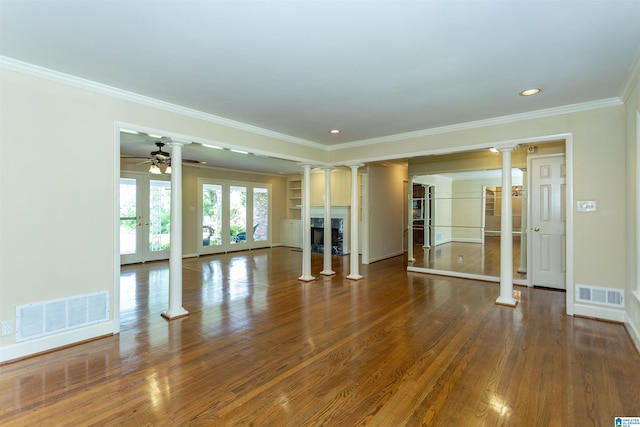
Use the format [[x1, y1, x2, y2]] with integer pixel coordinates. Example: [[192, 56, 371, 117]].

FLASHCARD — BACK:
[[577, 200, 597, 212]]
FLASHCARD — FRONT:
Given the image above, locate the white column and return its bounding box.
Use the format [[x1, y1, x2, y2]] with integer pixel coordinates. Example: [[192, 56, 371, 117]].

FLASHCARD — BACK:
[[496, 147, 518, 307], [518, 169, 528, 274], [299, 164, 315, 281], [422, 185, 430, 249], [407, 176, 415, 262], [360, 170, 370, 265], [347, 164, 364, 280], [320, 167, 335, 276], [162, 140, 189, 320]]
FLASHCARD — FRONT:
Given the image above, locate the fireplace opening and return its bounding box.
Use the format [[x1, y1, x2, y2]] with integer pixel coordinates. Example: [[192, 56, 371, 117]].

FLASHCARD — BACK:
[[310, 218, 343, 255]]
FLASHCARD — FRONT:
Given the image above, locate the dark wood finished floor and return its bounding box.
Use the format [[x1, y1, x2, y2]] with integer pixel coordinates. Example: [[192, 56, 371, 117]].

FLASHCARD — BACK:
[[1, 247, 638, 426]]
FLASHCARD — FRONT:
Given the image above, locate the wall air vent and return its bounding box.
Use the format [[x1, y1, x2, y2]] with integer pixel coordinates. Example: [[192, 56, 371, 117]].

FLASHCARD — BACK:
[[16, 291, 109, 342], [575, 285, 624, 308]]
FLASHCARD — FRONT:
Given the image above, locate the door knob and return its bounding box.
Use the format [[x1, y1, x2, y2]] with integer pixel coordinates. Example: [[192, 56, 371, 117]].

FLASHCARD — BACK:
[[534, 227, 540, 232]]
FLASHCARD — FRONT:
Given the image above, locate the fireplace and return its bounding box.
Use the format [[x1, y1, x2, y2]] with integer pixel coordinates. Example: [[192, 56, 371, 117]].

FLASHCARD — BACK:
[[310, 218, 344, 255], [309, 206, 349, 255]]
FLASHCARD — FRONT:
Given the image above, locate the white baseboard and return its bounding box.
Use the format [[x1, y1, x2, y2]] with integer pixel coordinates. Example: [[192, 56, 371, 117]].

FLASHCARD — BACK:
[[369, 251, 404, 264], [574, 303, 625, 322], [451, 238, 483, 244], [625, 312, 640, 353], [0, 321, 116, 364]]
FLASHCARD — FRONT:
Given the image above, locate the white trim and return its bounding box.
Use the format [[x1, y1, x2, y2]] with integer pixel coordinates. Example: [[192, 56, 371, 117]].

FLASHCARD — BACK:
[[620, 49, 640, 102], [407, 266, 528, 287], [574, 303, 625, 323], [2, 56, 323, 150], [330, 134, 575, 168], [368, 251, 405, 264], [565, 134, 575, 315], [625, 312, 640, 354], [636, 111, 640, 296], [0, 321, 115, 364], [113, 124, 121, 334], [451, 238, 483, 244], [334, 100, 622, 150], [1, 55, 623, 156]]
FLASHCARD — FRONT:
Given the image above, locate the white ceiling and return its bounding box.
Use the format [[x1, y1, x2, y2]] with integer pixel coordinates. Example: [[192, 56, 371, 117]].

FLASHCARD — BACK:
[[1, 1, 639, 173]]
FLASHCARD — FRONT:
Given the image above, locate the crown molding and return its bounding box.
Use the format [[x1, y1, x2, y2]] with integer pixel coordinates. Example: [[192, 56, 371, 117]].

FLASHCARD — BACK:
[[0, 56, 326, 151], [620, 47, 640, 102], [332, 97, 623, 150], [1, 55, 626, 155]]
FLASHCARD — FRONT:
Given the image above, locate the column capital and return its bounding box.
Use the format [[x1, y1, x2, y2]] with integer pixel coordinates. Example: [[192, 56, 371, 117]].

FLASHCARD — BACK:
[[495, 144, 519, 152], [167, 138, 192, 147], [346, 163, 365, 169]]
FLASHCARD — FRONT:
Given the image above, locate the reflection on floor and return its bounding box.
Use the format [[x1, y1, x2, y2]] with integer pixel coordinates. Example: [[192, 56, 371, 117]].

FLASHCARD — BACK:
[[410, 236, 526, 280]]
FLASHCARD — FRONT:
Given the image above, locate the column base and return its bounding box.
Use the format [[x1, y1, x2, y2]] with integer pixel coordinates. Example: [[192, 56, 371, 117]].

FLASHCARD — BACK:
[[346, 274, 363, 281], [298, 275, 315, 282], [161, 308, 189, 320], [495, 296, 518, 307], [320, 270, 336, 276], [408, 257, 415, 263]]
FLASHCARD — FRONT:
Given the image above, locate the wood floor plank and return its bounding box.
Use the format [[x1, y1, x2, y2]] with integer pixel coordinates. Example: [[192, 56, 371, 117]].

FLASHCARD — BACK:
[[1, 248, 639, 426]]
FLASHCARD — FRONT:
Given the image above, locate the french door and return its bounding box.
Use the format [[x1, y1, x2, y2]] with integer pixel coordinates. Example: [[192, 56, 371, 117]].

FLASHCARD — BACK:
[[120, 173, 171, 264], [199, 179, 270, 254]]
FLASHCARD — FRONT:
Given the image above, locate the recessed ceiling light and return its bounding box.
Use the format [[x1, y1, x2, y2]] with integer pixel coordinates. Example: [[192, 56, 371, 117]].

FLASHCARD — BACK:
[[489, 147, 499, 153], [519, 88, 541, 96], [230, 149, 249, 154], [147, 133, 163, 139], [329, 129, 341, 134], [120, 129, 139, 135]]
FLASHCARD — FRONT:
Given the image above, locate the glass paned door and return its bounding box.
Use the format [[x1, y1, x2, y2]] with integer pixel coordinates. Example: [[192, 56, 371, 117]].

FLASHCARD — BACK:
[[202, 184, 223, 248], [253, 187, 268, 241], [230, 186, 247, 245], [120, 178, 140, 263], [148, 180, 171, 258], [120, 174, 171, 264]]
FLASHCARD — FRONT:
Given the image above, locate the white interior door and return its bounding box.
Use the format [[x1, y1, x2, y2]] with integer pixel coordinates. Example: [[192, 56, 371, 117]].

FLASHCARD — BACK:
[[120, 173, 171, 264], [530, 155, 566, 289]]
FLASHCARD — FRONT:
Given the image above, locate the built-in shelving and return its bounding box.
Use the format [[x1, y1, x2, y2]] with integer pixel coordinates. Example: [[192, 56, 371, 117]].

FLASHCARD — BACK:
[[288, 176, 302, 219]]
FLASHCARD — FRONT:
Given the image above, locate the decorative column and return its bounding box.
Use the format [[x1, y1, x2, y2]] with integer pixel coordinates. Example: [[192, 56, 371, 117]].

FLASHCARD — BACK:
[[518, 168, 528, 274], [162, 140, 190, 320], [407, 176, 415, 262], [496, 147, 518, 307], [320, 167, 335, 276], [299, 164, 314, 281], [347, 164, 364, 280], [360, 170, 370, 265], [422, 185, 430, 249]]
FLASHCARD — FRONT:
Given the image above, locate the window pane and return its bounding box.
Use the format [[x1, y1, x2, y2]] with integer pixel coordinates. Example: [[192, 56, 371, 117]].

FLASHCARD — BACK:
[[253, 187, 268, 241], [230, 186, 246, 244], [202, 184, 223, 246], [119, 178, 137, 255], [149, 180, 171, 252]]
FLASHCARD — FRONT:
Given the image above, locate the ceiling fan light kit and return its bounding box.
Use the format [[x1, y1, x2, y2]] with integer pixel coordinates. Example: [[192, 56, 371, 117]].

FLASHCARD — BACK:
[[148, 141, 172, 174]]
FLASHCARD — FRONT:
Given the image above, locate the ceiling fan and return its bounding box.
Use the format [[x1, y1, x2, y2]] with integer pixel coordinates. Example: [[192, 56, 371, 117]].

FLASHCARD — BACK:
[[148, 141, 172, 174], [121, 138, 202, 174]]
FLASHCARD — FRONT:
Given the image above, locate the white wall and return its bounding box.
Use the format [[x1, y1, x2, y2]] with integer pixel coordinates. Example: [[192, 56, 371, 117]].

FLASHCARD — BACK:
[[367, 162, 407, 262], [623, 57, 640, 349], [1, 55, 638, 360], [0, 68, 329, 362]]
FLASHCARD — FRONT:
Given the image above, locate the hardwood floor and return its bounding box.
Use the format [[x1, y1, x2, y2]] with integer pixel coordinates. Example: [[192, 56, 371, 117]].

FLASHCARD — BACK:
[[1, 247, 638, 426], [410, 236, 527, 280]]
